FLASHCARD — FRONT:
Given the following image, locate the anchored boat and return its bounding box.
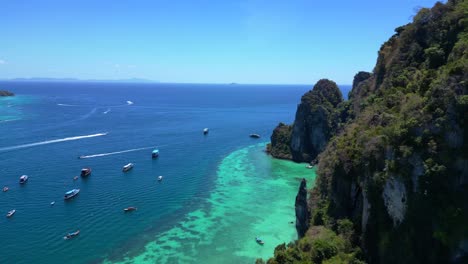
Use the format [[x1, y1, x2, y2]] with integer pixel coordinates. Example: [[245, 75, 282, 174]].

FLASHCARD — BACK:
[[6, 209, 15, 218], [249, 134, 261, 138], [64, 189, 80, 200], [64, 230, 80, 240], [19, 175, 28, 184], [122, 163, 134, 172], [80, 168, 91, 177]]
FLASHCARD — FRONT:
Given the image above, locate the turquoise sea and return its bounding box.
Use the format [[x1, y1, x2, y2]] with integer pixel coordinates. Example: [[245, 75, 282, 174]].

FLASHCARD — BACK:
[[0, 82, 342, 263]]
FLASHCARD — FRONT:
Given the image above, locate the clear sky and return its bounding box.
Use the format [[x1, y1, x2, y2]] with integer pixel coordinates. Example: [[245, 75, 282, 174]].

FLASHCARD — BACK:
[[0, 0, 442, 84]]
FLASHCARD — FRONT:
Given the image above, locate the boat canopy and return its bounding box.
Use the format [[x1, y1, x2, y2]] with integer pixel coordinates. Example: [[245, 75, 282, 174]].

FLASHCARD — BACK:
[[152, 149, 159, 154], [65, 189, 76, 195]]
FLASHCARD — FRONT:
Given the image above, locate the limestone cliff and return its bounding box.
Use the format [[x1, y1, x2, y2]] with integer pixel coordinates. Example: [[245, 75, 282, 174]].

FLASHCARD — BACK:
[[269, 79, 343, 163], [266, 1, 468, 263]]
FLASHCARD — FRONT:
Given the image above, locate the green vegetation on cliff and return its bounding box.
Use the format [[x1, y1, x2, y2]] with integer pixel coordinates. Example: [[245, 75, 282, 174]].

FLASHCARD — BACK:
[[265, 1, 467, 263]]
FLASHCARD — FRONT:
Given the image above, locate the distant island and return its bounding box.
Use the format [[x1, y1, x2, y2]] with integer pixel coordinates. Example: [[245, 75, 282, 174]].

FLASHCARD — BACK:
[[2, 77, 156, 83], [0, 90, 14, 96]]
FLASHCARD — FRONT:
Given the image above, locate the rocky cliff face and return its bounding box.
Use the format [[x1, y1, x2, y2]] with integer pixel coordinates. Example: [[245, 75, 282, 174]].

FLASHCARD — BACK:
[[312, 1, 468, 263], [295, 178, 310, 238], [266, 1, 468, 263], [269, 79, 343, 162]]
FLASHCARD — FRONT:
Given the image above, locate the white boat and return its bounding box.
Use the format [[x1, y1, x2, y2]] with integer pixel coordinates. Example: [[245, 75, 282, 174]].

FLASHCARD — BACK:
[[6, 209, 15, 218], [64, 189, 80, 200], [19, 175, 28, 184], [158, 176, 163, 181], [203, 128, 209, 135], [122, 163, 134, 172]]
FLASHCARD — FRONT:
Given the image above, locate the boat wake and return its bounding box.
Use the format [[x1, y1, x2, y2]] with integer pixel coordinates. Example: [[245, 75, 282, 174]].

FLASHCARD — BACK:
[[0, 132, 108, 152], [79, 146, 154, 159], [57, 103, 80, 107]]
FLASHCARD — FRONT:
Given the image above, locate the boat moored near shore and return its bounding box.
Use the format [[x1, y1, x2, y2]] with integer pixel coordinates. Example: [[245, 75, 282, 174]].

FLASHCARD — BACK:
[[249, 134, 260, 138]]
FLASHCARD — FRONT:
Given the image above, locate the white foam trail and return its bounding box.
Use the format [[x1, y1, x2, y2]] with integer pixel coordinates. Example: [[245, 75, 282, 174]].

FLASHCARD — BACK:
[[79, 146, 154, 159], [103, 108, 111, 114], [0, 132, 108, 152], [57, 103, 79, 107], [126, 101, 134, 105]]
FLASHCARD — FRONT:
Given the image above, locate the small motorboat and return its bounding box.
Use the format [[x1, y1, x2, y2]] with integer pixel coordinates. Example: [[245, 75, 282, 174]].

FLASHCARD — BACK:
[[64, 189, 80, 200], [64, 230, 80, 240], [122, 163, 134, 172], [306, 165, 313, 169], [73, 176, 79, 180], [158, 175, 163, 181], [250, 134, 261, 138], [50, 201, 56, 206], [6, 209, 16, 218], [80, 168, 91, 177], [203, 128, 209, 135], [152, 149, 159, 158], [3, 186, 9, 192], [78, 155, 86, 159], [255, 237, 265, 245], [19, 175, 29, 184], [124, 207, 137, 212]]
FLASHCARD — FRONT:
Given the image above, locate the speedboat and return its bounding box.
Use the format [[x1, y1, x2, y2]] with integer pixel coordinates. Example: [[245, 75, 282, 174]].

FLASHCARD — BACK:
[[250, 134, 261, 138], [19, 175, 28, 184], [122, 163, 134, 172], [6, 209, 16, 218], [152, 149, 159, 158], [64, 189, 80, 200], [73, 176, 79, 180], [3, 186, 8, 192], [64, 230, 80, 240], [80, 168, 91, 177], [203, 128, 209, 135], [50, 201, 56, 206], [158, 175, 163, 181], [306, 165, 313, 169], [255, 237, 265, 245], [124, 207, 137, 212]]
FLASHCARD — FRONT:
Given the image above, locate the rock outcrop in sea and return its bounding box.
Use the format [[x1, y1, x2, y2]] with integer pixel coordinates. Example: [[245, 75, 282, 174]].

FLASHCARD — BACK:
[[295, 178, 309, 238]]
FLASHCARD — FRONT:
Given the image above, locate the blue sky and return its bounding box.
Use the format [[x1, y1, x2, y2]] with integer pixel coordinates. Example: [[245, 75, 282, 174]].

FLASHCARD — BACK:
[[0, 0, 441, 84]]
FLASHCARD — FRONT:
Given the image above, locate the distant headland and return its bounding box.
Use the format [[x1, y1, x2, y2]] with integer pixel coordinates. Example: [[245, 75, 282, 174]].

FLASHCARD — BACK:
[[0, 90, 14, 96]]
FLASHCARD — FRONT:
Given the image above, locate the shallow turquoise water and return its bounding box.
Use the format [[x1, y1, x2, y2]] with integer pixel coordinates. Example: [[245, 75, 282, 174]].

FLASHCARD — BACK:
[[105, 143, 316, 264]]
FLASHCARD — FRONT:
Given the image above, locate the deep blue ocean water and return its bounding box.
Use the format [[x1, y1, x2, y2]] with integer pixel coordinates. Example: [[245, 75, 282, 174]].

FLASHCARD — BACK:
[[0, 82, 350, 263]]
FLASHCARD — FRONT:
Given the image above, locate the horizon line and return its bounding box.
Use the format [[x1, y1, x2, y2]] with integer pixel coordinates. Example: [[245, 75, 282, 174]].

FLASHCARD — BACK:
[[0, 77, 352, 86]]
